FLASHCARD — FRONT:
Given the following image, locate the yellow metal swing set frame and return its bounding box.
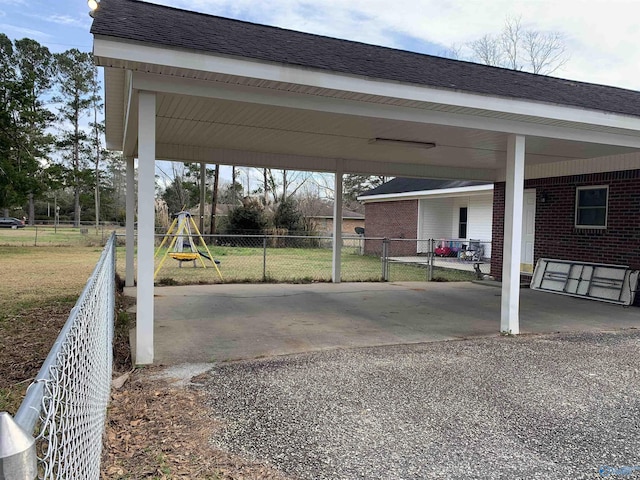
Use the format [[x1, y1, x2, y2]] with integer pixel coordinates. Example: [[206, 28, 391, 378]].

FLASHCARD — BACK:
[[154, 211, 223, 280]]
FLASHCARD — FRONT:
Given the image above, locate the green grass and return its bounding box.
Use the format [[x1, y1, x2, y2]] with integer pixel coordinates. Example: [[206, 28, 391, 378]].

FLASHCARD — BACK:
[[0, 225, 121, 247], [149, 245, 474, 285], [0, 245, 102, 319]]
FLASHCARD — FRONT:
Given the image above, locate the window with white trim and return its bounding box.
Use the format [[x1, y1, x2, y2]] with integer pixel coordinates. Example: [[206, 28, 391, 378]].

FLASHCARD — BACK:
[[575, 186, 608, 228], [458, 207, 468, 238]]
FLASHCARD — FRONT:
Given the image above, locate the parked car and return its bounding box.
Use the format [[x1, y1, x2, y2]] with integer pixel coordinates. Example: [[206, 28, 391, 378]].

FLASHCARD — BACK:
[[0, 217, 25, 228]]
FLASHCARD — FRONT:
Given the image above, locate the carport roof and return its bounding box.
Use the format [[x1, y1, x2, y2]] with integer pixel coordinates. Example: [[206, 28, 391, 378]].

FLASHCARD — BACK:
[[91, 0, 640, 118]]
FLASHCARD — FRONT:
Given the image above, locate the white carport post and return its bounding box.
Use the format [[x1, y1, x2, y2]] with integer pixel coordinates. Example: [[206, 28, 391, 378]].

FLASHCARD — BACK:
[[332, 162, 344, 283], [500, 134, 525, 334], [135, 91, 156, 364], [125, 156, 135, 287]]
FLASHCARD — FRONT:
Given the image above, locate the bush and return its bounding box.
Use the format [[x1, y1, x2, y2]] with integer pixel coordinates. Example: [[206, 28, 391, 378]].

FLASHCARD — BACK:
[[273, 198, 304, 232], [223, 199, 267, 246]]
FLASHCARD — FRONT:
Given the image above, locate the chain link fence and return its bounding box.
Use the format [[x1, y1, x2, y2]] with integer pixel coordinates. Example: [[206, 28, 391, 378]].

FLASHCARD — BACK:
[[382, 237, 493, 282], [0, 224, 123, 247], [1, 233, 116, 479], [148, 234, 492, 284]]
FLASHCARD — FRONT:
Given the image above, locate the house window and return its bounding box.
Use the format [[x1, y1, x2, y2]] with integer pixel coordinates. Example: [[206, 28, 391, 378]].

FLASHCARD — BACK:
[[575, 186, 608, 228], [458, 207, 468, 238]]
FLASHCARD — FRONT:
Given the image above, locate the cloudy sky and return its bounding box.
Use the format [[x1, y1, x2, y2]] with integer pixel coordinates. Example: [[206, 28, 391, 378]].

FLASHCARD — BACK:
[[2, 0, 638, 91]]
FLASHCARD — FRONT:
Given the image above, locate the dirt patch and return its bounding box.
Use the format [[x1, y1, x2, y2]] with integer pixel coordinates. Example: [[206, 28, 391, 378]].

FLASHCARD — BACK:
[[0, 301, 74, 413], [102, 368, 294, 479]]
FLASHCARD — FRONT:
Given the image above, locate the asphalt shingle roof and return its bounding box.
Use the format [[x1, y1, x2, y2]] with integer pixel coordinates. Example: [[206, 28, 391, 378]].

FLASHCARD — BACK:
[[91, 0, 640, 118], [359, 178, 491, 197]]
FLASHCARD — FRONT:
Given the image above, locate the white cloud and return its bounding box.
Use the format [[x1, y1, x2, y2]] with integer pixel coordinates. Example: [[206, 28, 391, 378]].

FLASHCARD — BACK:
[[0, 22, 50, 39], [47, 14, 88, 28]]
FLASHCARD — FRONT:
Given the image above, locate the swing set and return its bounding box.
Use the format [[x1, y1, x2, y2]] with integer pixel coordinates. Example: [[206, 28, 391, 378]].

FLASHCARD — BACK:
[[154, 211, 223, 280]]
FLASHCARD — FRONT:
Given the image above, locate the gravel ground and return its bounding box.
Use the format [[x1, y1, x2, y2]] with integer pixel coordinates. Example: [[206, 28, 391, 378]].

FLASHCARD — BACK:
[[203, 330, 640, 480]]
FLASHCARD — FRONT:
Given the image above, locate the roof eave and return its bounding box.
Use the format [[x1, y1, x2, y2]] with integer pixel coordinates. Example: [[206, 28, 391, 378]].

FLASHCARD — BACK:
[[358, 184, 494, 202], [92, 36, 640, 140]]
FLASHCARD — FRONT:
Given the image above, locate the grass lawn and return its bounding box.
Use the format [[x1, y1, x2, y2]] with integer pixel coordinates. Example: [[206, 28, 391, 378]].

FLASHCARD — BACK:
[[149, 245, 474, 284], [0, 225, 120, 247], [0, 244, 102, 413]]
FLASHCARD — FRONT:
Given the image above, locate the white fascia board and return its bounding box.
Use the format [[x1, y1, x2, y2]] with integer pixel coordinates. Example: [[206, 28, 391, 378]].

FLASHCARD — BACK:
[[131, 71, 640, 149], [93, 37, 640, 134], [358, 184, 494, 202]]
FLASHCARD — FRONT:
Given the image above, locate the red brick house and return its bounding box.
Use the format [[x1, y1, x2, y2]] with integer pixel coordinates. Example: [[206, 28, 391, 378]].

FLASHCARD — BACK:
[[490, 153, 640, 281]]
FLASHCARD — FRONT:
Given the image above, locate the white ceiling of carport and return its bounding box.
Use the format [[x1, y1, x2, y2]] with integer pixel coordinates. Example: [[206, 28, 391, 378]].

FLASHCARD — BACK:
[[148, 91, 634, 173]]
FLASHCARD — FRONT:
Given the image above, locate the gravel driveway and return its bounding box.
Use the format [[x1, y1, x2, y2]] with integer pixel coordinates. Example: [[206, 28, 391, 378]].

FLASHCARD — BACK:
[[204, 330, 640, 479]]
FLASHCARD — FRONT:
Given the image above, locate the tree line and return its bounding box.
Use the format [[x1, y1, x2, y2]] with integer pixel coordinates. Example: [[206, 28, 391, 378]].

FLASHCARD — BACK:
[[0, 34, 126, 226]]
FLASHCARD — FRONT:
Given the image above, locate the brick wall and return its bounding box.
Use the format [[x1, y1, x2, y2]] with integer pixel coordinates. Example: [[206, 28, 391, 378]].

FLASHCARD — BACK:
[[364, 200, 418, 255], [491, 170, 640, 280]]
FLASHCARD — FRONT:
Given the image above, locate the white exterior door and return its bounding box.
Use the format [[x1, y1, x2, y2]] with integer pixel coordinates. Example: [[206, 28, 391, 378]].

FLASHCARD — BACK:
[[521, 189, 536, 273]]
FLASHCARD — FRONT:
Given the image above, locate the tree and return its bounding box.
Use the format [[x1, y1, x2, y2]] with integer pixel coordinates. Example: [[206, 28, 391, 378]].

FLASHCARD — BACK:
[[342, 174, 387, 212], [273, 197, 304, 233], [159, 162, 205, 215], [217, 181, 243, 205], [0, 35, 54, 216], [226, 198, 267, 235], [464, 16, 568, 75], [54, 49, 95, 226], [209, 164, 220, 235], [89, 64, 103, 229], [101, 151, 127, 223]]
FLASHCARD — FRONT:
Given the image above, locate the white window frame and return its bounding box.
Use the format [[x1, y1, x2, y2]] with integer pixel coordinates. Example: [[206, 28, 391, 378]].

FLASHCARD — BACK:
[[458, 206, 468, 239], [575, 185, 608, 229]]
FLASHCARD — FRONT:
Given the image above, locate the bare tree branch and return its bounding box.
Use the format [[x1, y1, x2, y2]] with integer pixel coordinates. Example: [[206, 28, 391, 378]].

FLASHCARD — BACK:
[[523, 30, 569, 75], [468, 34, 503, 67], [500, 15, 523, 70], [460, 15, 569, 76]]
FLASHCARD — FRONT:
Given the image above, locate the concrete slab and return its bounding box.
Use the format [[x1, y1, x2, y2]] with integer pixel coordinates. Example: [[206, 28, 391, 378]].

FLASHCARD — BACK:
[[128, 282, 640, 365]]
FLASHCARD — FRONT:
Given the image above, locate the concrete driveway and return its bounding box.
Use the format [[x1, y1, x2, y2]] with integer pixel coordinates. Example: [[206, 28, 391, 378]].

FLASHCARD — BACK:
[[138, 281, 640, 365]]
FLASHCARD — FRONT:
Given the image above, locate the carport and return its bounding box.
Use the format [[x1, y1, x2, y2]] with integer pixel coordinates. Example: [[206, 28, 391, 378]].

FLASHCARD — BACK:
[[91, 0, 640, 364]]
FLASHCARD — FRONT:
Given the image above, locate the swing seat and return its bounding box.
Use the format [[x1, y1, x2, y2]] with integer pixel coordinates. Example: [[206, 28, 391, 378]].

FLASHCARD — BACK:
[[170, 252, 199, 262]]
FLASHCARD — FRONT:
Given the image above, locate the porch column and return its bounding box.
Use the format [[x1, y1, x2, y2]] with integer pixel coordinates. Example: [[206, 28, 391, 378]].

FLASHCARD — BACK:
[[125, 156, 135, 287], [332, 162, 344, 283], [136, 91, 156, 364], [501, 134, 525, 334]]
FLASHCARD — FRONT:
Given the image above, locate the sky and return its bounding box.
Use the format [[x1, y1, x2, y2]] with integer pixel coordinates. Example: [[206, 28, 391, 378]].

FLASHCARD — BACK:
[[1, 0, 639, 189]]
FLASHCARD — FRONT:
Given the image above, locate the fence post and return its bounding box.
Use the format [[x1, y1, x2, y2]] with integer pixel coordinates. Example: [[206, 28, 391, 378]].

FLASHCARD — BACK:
[[0, 412, 37, 480], [33, 226, 38, 247], [262, 236, 267, 282], [381, 238, 389, 281], [428, 238, 434, 282]]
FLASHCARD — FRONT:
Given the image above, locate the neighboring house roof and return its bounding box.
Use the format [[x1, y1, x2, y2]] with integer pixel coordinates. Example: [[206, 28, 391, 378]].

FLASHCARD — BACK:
[[91, 0, 640, 118], [358, 178, 493, 202], [360, 178, 490, 197], [307, 204, 365, 219]]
